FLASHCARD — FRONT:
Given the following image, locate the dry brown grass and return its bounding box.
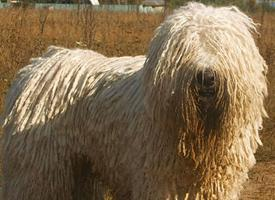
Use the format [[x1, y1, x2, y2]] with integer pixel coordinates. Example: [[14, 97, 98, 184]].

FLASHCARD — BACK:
[[0, 8, 274, 162], [0, 8, 162, 112], [253, 12, 275, 161]]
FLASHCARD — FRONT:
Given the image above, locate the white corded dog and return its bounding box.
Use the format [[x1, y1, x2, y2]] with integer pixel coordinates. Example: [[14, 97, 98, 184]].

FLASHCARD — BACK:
[[2, 3, 267, 200]]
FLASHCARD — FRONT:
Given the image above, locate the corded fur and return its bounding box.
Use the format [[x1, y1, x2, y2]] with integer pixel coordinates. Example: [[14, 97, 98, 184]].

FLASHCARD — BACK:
[[2, 3, 267, 200]]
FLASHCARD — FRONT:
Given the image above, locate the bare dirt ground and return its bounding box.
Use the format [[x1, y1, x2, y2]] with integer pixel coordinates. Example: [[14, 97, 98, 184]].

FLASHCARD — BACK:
[[241, 161, 275, 199]]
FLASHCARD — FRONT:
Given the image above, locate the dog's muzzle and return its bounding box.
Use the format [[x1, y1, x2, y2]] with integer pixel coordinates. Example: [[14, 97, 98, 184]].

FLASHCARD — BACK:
[[195, 68, 222, 131], [196, 69, 216, 98]]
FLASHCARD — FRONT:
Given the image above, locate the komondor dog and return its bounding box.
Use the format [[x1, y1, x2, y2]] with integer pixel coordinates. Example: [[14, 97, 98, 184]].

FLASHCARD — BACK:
[[1, 3, 268, 200]]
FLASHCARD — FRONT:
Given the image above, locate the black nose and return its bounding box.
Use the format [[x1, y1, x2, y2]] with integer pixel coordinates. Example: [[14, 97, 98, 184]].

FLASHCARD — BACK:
[[196, 69, 215, 88]]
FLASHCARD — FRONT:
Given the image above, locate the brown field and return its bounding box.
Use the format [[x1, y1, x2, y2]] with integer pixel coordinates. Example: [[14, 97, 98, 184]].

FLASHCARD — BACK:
[[0, 8, 274, 199]]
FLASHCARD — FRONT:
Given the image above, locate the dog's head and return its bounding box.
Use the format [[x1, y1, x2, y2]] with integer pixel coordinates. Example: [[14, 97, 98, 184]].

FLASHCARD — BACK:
[[143, 3, 268, 163]]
